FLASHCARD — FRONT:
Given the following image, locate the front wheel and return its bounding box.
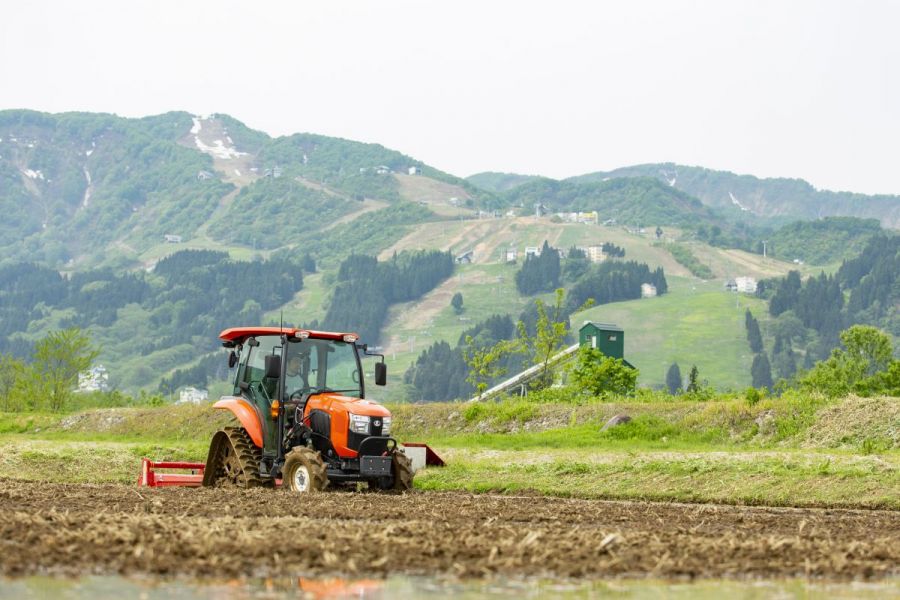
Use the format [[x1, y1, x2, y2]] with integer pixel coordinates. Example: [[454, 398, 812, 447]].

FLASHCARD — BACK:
[[282, 447, 328, 493]]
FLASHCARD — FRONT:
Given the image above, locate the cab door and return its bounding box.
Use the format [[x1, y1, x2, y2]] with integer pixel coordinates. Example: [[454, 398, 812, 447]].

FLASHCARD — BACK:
[[235, 336, 281, 455]]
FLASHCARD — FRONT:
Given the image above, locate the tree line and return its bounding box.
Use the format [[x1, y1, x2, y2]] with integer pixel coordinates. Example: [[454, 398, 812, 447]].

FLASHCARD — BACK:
[[324, 250, 455, 343], [0, 250, 307, 390]]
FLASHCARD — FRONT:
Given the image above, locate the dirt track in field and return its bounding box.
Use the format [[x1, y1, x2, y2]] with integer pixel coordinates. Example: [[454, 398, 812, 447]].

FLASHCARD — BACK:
[[0, 479, 897, 581]]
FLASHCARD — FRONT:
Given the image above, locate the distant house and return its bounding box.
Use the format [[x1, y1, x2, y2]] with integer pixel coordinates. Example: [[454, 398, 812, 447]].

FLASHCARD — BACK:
[[196, 170, 214, 180], [641, 283, 657, 298], [164, 234, 182, 244], [587, 245, 606, 263], [726, 277, 758, 294], [524, 246, 540, 258], [578, 211, 599, 225], [455, 250, 474, 264], [504, 248, 518, 263], [178, 387, 209, 405], [408, 166, 421, 175], [375, 165, 392, 175], [735, 276, 758, 294]]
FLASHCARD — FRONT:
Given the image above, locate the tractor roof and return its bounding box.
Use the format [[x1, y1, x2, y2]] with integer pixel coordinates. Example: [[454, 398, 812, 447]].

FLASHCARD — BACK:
[[219, 327, 359, 346]]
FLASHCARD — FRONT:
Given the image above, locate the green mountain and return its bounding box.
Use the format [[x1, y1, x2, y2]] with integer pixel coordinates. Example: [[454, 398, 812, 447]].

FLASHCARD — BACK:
[[466, 171, 542, 194], [570, 163, 900, 228], [765, 217, 884, 265], [0, 110, 484, 269], [0, 110, 232, 266], [1, 109, 897, 400], [501, 176, 735, 229]]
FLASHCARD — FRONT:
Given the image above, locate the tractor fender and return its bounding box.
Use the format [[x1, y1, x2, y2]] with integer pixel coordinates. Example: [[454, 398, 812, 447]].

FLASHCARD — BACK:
[[213, 397, 263, 448]]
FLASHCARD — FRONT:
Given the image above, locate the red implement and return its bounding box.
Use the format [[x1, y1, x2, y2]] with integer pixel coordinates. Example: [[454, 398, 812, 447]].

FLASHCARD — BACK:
[[137, 458, 205, 487], [402, 443, 446, 467]]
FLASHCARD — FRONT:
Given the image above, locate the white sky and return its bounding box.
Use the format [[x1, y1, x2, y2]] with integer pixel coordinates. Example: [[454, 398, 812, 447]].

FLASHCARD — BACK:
[[2, 1, 898, 194]]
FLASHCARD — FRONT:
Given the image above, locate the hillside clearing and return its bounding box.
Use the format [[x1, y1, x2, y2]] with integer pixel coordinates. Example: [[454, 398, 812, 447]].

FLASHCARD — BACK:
[[394, 174, 473, 217]]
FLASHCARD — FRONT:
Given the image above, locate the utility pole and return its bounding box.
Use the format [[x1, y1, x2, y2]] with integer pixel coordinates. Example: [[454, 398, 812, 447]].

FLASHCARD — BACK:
[[762, 240, 768, 258]]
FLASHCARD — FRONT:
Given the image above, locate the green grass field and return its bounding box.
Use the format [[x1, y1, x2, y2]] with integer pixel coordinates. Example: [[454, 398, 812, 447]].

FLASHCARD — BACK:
[[577, 275, 771, 389], [0, 394, 896, 508], [369, 218, 803, 397]]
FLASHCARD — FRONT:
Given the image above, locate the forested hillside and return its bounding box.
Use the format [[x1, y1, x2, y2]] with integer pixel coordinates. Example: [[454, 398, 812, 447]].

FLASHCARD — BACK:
[[570, 163, 900, 228], [752, 235, 900, 381], [466, 171, 541, 193], [324, 250, 455, 342], [502, 177, 728, 229], [764, 217, 882, 265], [0, 110, 480, 270], [0, 250, 304, 388], [0, 110, 232, 265], [1, 109, 898, 399]]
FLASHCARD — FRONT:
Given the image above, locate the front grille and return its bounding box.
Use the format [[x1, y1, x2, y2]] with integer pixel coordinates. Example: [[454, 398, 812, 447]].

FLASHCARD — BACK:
[[348, 420, 383, 452]]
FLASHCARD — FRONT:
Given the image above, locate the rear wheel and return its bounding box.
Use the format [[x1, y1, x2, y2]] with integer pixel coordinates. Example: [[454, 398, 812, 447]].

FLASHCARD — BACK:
[[202, 427, 263, 488], [368, 450, 414, 491], [283, 447, 328, 493], [392, 450, 414, 491]]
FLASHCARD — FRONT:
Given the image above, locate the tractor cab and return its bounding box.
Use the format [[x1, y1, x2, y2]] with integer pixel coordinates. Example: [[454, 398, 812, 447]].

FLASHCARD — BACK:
[[202, 327, 411, 492]]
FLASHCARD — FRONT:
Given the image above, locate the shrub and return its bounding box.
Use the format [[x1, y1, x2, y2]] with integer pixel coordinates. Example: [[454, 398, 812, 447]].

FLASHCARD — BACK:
[[569, 347, 637, 398]]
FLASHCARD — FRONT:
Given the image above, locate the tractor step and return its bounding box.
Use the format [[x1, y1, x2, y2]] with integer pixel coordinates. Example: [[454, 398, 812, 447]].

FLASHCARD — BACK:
[[137, 458, 206, 487]]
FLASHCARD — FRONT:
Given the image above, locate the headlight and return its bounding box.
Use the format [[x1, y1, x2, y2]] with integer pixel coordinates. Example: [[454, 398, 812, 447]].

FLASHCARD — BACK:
[[349, 413, 370, 435], [381, 416, 392, 435]]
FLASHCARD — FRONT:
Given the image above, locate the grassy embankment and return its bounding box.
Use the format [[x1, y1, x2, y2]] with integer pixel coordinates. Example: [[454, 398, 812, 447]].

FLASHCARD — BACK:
[[0, 393, 896, 509]]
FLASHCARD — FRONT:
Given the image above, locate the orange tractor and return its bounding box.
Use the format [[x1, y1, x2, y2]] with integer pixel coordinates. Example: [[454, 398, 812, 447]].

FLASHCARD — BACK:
[[140, 326, 422, 492], [204, 326, 414, 492]]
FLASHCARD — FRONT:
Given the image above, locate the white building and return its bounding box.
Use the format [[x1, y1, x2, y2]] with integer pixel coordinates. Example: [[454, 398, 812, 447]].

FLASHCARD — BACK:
[[178, 387, 209, 404], [77, 365, 110, 393], [735, 276, 758, 294], [504, 248, 518, 263], [641, 283, 657, 298], [164, 234, 182, 244], [587, 245, 606, 263], [524, 246, 540, 258], [408, 166, 420, 175]]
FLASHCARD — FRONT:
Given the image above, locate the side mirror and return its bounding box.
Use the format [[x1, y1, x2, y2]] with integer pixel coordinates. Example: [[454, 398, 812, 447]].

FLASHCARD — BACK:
[[264, 354, 281, 379], [228, 351, 238, 369], [374, 362, 387, 386]]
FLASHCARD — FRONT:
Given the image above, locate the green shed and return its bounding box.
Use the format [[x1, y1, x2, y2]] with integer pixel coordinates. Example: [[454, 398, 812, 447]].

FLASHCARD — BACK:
[[578, 322, 634, 368]]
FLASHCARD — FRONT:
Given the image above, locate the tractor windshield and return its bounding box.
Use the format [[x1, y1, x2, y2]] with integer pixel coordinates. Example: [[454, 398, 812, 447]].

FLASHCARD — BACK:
[[283, 338, 362, 399]]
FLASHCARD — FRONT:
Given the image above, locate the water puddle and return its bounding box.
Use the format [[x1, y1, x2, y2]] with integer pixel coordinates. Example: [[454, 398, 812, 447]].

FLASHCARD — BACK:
[[0, 575, 896, 599]]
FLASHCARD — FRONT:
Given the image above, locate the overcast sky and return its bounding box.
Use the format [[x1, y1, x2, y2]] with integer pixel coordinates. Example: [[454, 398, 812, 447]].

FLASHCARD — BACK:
[[2, 1, 898, 194]]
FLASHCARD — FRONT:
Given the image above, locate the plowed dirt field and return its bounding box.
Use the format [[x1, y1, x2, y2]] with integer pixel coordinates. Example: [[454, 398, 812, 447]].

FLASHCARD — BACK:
[[0, 479, 896, 581]]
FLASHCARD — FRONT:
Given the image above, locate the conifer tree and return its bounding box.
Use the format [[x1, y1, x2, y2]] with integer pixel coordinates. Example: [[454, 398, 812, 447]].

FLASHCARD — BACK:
[[686, 365, 700, 393], [751, 353, 774, 389], [745, 310, 763, 354], [665, 362, 682, 394]]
